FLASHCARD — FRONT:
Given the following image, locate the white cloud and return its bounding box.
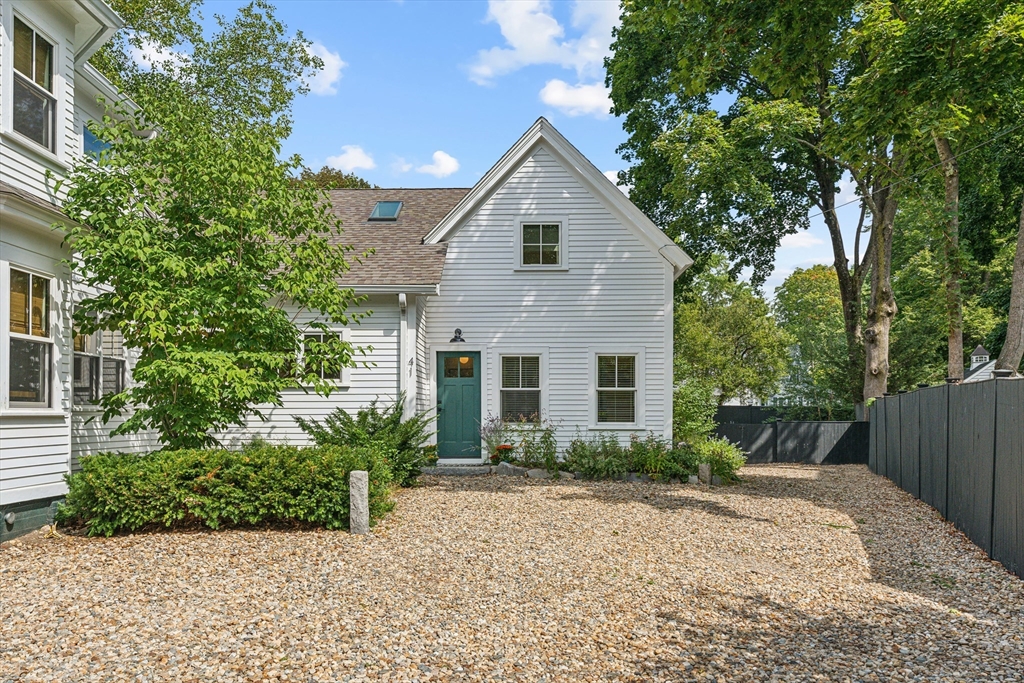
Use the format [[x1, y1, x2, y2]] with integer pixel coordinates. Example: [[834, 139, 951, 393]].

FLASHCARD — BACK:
[[468, 0, 619, 85], [779, 232, 825, 249], [305, 42, 346, 96], [326, 145, 376, 172], [603, 170, 629, 195], [392, 157, 413, 173], [130, 39, 189, 72], [416, 151, 460, 178], [540, 79, 611, 117]]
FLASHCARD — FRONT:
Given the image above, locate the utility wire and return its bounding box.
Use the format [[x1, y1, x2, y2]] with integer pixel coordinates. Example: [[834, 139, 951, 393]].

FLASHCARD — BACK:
[[808, 121, 1024, 221]]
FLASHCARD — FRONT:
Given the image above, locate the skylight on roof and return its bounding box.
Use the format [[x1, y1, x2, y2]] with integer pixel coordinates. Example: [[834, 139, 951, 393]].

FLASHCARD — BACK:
[[369, 201, 402, 221]]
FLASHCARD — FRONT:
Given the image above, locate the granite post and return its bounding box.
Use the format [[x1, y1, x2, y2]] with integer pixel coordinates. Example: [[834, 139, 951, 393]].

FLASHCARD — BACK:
[[350, 470, 369, 535]]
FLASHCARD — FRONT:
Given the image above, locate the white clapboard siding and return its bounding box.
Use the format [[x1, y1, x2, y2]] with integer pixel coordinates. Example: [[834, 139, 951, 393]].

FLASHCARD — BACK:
[[218, 295, 402, 446], [0, 228, 73, 505], [0, 0, 78, 204], [422, 147, 672, 450]]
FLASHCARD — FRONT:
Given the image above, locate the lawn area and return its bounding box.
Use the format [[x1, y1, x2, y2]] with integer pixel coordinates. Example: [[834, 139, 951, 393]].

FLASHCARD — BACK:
[[1, 464, 1022, 682]]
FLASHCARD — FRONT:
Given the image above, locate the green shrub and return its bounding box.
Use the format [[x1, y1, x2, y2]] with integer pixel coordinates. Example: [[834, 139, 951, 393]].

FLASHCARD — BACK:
[[692, 436, 747, 482], [673, 378, 718, 444], [497, 416, 559, 471], [295, 393, 434, 487], [562, 431, 745, 482], [57, 443, 394, 537]]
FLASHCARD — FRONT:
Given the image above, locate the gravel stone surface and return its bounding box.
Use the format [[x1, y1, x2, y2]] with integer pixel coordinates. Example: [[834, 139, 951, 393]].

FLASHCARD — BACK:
[[2, 464, 1022, 682]]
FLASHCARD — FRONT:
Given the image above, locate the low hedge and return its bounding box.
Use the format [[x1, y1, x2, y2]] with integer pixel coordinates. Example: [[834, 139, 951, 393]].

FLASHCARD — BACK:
[[57, 443, 394, 537], [561, 432, 746, 482]]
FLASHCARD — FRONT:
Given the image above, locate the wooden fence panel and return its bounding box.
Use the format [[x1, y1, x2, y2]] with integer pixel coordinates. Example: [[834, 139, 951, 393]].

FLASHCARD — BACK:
[[876, 398, 888, 479], [885, 398, 903, 487], [947, 381, 997, 555], [992, 379, 1024, 578], [899, 392, 921, 499], [869, 401, 878, 474], [717, 423, 775, 463], [775, 422, 868, 464], [918, 384, 949, 517]]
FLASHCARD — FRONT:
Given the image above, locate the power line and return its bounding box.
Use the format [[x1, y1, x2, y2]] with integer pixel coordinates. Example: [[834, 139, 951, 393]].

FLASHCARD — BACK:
[[808, 121, 1024, 221]]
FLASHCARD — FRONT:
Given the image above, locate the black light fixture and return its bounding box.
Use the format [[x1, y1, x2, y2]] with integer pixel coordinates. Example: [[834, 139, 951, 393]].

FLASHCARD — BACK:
[[450, 328, 465, 343]]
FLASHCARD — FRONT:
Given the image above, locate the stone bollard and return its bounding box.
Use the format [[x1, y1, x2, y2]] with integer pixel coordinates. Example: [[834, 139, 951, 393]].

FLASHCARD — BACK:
[[350, 470, 369, 535], [698, 463, 711, 485]]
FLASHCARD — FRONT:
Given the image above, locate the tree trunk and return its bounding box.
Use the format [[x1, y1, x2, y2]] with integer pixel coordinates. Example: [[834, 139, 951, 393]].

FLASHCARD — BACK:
[[863, 181, 899, 399], [813, 157, 864, 403], [996, 194, 1024, 374], [934, 135, 964, 380]]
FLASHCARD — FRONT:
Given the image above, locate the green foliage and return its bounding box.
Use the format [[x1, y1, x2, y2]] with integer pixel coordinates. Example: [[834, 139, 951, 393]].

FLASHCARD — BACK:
[[692, 437, 748, 484], [294, 394, 435, 487], [295, 166, 377, 189], [562, 432, 746, 483], [57, 444, 394, 537], [672, 378, 717, 444], [773, 266, 856, 412], [61, 3, 360, 450], [498, 416, 560, 471], [675, 256, 792, 403]]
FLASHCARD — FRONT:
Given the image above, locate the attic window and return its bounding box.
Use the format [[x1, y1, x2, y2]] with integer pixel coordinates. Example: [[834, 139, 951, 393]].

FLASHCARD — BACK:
[[369, 201, 402, 221]]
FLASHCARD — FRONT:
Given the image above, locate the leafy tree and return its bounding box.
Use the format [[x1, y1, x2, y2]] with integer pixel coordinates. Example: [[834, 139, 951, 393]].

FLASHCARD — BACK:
[[608, 0, 894, 401], [851, 0, 1024, 379], [295, 166, 376, 189], [61, 2, 360, 449], [773, 266, 852, 413], [675, 257, 792, 404]]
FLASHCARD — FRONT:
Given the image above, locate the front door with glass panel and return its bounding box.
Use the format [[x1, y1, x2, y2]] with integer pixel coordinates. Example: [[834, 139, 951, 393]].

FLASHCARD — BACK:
[[436, 351, 481, 458]]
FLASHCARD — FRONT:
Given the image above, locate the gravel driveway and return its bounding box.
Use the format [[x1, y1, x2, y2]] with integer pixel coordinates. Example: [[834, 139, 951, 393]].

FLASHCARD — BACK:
[[2, 464, 1022, 682]]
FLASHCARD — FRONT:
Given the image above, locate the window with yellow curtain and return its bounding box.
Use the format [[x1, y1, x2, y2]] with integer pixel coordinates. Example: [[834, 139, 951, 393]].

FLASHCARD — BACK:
[[9, 268, 52, 406]]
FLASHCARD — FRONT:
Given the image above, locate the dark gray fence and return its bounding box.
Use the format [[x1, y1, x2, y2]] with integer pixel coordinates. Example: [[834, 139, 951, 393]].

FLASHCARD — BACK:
[[869, 379, 1024, 579], [716, 415, 868, 465]]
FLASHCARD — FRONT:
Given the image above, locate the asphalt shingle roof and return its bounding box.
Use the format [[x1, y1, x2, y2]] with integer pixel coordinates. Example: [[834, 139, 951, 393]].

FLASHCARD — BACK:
[[325, 188, 470, 286]]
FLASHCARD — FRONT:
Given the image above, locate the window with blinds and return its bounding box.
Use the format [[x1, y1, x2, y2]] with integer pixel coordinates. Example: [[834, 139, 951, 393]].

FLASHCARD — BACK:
[[73, 328, 126, 405], [501, 355, 541, 421], [596, 355, 636, 423]]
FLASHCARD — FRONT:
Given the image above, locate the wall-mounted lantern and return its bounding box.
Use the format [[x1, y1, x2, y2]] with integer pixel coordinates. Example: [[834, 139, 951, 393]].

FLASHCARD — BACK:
[[450, 328, 465, 343]]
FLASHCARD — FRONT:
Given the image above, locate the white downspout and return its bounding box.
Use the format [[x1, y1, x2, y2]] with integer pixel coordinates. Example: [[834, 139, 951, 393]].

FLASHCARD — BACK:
[[398, 293, 408, 418]]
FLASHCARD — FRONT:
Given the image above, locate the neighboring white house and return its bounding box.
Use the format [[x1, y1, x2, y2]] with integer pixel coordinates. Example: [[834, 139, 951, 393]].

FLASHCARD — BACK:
[[964, 345, 997, 383], [0, 0, 692, 541]]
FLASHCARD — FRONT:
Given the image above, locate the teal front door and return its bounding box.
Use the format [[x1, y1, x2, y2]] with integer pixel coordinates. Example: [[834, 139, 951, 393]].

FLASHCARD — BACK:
[[437, 351, 481, 458]]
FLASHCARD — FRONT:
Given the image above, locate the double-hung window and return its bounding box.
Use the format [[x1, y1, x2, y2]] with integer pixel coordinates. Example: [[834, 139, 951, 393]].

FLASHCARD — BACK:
[[12, 17, 56, 151], [9, 268, 53, 407], [596, 355, 636, 423], [74, 328, 126, 404], [501, 355, 541, 420]]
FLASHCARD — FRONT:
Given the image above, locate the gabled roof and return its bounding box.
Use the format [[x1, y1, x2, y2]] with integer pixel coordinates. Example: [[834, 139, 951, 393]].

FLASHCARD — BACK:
[[325, 188, 470, 288], [964, 359, 997, 383], [422, 117, 693, 279]]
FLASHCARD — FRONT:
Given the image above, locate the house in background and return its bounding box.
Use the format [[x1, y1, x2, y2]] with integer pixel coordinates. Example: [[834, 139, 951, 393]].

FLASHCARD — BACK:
[[964, 345, 997, 383], [225, 118, 692, 460]]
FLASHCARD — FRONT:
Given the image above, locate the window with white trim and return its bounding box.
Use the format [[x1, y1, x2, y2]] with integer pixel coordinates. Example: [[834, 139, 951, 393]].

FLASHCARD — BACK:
[[501, 355, 540, 420], [12, 16, 55, 151], [521, 223, 560, 266], [74, 327, 125, 405], [9, 268, 52, 407], [302, 332, 345, 382], [596, 355, 635, 423]]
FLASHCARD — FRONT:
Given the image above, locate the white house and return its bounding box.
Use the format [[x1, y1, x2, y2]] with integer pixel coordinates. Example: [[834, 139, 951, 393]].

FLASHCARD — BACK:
[[226, 118, 692, 460], [0, 0, 691, 542]]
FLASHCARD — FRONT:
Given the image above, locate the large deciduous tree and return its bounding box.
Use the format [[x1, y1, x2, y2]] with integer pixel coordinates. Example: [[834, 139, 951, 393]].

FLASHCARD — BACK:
[[675, 257, 792, 404], [608, 0, 886, 401], [61, 2, 360, 449]]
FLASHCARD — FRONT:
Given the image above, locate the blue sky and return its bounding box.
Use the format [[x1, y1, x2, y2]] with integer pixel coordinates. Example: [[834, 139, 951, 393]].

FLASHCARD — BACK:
[[191, 0, 864, 294]]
